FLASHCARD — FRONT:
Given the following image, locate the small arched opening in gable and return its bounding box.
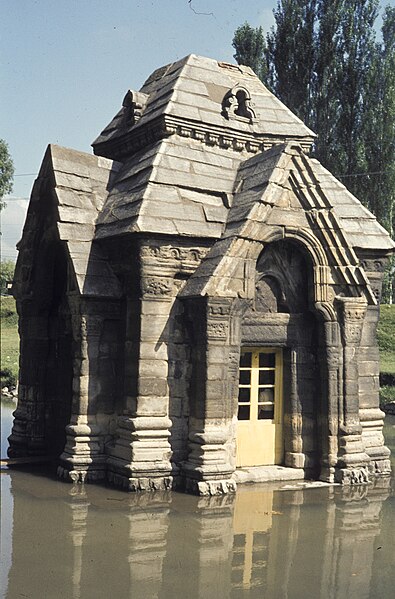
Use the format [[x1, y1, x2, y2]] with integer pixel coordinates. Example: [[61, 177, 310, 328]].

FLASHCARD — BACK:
[[222, 86, 257, 123]]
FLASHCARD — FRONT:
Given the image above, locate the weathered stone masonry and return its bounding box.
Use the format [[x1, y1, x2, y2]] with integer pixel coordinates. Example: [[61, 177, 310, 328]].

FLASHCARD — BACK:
[[9, 54, 394, 494]]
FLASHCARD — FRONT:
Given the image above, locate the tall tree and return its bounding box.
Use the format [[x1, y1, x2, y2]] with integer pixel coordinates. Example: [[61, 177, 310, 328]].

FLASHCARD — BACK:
[[334, 0, 379, 199], [0, 139, 14, 211], [232, 23, 269, 83], [314, 0, 344, 169], [266, 0, 317, 128], [362, 5, 395, 233]]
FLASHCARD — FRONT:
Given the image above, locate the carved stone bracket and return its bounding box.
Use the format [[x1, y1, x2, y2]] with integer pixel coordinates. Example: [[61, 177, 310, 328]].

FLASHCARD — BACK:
[[141, 276, 173, 299], [336, 297, 367, 346]]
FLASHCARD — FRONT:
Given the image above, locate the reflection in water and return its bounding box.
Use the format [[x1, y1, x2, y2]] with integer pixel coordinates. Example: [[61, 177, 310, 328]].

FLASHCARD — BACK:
[[1, 416, 395, 599]]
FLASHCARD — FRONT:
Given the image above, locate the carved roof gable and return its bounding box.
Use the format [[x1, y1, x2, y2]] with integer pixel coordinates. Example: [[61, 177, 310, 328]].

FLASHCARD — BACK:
[[14, 145, 122, 300], [181, 144, 394, 304]]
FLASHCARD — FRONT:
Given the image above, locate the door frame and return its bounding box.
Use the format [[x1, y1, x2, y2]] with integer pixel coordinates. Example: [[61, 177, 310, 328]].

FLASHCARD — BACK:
[[236, 347, 284, 467]]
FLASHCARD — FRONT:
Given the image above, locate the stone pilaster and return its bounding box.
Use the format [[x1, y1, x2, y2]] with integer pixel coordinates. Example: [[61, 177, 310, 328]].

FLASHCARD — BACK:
[[335, 298, 371, 484], [182, 297, 237, 495], [314, 308, 342, 483], [284, 346, 318, 472], [107, 277, 174, 491], [58, 307, 106, 482]]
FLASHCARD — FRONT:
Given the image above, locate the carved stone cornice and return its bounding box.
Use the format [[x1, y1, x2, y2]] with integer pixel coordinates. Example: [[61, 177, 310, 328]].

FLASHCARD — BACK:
[[93, 114, 314, 161]]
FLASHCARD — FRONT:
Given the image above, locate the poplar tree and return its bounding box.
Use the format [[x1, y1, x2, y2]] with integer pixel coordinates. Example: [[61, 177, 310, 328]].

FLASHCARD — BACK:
[[314, 0, 343, 170], [334, 0, 379, 200], [362, 6, 395, 234], [266, 0, 317, 128], [232, 23, 269, 83]]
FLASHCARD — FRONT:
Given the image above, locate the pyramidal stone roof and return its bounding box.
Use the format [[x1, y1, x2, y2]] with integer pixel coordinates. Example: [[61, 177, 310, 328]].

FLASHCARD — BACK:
[[15, 145, 122, 299], [92, 54, 315, 160], [16, 54, 394, 302]]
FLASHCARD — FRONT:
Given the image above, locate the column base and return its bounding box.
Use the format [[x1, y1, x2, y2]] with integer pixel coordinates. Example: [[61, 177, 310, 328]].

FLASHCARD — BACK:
[[334, 466, 369, 485], [106, 415, 173, 491], [185, 477, 236, 496], [107, 467, 174, 492], [360, 408, 391, 478], [107, 455, 174, 491], [58, 422, 106, 483], [368, 458, 391, 477]]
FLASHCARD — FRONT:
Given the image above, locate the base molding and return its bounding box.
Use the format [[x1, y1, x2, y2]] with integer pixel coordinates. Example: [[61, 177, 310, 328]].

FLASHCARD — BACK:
[[334, 466, 369, 485], [107, 469, 174, 492], [185, 478, 237, 496]]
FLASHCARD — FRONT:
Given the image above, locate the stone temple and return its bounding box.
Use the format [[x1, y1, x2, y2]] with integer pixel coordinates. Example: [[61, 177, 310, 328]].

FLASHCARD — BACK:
[[9, 54, 394, 494]]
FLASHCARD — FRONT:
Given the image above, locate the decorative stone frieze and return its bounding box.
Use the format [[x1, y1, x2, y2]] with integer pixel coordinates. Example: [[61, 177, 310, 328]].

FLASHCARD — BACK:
[[207, 321, 228, 339]]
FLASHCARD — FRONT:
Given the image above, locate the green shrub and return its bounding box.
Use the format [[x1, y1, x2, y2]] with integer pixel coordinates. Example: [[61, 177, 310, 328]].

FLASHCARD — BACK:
[[380, 385, 395, 407], [0, 367, 17, 388]]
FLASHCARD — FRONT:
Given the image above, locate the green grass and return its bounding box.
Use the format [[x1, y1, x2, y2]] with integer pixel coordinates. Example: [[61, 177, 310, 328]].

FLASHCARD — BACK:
[[1, 296, 19, 387], [377, 305, 395, 375]]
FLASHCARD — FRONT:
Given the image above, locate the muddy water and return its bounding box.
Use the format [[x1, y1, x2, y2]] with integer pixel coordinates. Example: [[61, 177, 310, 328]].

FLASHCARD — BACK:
[[1, 407, 394, 599]]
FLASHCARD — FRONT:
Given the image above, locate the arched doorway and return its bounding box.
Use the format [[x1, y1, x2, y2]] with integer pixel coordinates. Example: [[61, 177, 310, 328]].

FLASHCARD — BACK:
[[236, 240, 320, 472]]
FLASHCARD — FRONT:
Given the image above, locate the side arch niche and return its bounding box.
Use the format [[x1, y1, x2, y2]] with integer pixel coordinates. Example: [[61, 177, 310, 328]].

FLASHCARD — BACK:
[[9, 235, 73, 459]]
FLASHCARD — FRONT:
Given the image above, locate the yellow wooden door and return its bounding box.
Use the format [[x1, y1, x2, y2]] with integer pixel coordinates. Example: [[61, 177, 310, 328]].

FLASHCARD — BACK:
[[236, 348, 283, 467]]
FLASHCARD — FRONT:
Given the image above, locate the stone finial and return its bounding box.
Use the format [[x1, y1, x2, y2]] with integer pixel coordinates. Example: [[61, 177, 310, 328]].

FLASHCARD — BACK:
[[222, 85, 257, 123], [122, 90, 149, 125]]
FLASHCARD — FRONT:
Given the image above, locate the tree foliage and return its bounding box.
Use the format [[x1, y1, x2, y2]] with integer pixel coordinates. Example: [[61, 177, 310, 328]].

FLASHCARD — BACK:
[[232, 23, 269, 82], [0, 139, 14, 211], [266, 0, 317, 127]]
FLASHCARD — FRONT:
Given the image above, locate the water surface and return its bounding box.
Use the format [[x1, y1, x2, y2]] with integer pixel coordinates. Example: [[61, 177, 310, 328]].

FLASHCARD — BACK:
[[1, 408, 394, 599]]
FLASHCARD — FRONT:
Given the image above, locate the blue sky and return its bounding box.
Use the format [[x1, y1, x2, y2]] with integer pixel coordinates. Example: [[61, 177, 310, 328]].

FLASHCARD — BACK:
[[1, 0, 394, 259], [1, 0, 276, 258]]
